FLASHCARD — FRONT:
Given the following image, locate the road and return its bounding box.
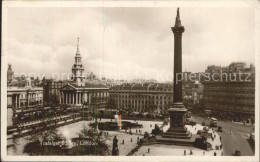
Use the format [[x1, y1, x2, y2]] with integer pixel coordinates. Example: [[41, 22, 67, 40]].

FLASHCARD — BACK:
[[192, 114, 254, 156]]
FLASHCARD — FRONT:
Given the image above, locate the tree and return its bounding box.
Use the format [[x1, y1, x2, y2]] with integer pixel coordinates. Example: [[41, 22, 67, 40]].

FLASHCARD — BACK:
[[49, 94, 60, 107], [108, 98, 116, 109], [23, 118, 65, 155], [69, 125, 110, 155]]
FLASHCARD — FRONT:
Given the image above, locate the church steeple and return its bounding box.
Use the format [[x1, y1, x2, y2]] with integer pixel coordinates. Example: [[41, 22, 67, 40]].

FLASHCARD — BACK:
[[71, 37, 85, 86], [76, 37, 80, 56], [75, 37, 82, 64]]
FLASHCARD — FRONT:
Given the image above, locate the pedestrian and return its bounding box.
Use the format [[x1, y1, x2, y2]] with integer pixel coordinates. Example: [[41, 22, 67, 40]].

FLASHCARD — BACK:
[[220, 144, 222, 149], [214, 152, 217, 156], [136, 129, 138, 133], [148, 148, 150, 153], [184, 150, 186, 156], [137, 136, 139, 140], [122, 140, 124, 144], [190, 149, 193, 155], [139, 129, 141, 133]]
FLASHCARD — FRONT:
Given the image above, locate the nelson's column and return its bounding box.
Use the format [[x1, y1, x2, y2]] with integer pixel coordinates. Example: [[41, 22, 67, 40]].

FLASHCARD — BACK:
[[156, 8, 196, 145]]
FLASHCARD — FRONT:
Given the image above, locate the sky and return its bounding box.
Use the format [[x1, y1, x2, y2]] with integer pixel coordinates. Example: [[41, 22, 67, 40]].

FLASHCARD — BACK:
[[4, 7, 255, 82]]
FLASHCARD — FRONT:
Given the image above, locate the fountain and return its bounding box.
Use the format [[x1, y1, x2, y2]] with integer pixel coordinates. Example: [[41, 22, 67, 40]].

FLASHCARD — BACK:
[[90, 114, 142, 131]]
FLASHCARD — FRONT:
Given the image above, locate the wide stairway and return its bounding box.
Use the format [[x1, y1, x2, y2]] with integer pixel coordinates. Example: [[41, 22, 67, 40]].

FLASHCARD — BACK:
[[156, 127, 197, 146]]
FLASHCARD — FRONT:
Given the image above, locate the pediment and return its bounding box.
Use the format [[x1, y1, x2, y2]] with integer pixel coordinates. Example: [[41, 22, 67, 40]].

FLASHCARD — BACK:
[[61, 84, 76, 91]]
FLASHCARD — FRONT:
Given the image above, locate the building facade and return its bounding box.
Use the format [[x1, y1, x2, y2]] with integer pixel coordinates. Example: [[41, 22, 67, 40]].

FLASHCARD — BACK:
[[7, 77, 43, 126], [60, 38, 109, 111], [202, 62, 255, 122], [41, 78, 68, 105], [109, 83, 173, 115]]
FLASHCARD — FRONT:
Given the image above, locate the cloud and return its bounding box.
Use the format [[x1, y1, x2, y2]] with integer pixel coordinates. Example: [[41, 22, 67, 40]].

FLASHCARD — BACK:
[[5, 7, 256, 81]]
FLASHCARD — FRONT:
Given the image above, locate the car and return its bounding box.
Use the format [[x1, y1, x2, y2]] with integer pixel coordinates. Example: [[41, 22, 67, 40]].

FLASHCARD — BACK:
[[190, 120, 197, 126], [234, 150, 241, 156], [218, 126, 223, 132]]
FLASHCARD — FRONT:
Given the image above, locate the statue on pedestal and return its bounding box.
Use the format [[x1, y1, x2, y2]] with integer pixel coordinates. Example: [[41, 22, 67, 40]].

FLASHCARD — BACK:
[[112, 135, 119, 156]]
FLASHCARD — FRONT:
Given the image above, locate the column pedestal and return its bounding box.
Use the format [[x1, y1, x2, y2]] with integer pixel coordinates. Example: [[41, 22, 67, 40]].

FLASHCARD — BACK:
[[156, 102, 197, 146]]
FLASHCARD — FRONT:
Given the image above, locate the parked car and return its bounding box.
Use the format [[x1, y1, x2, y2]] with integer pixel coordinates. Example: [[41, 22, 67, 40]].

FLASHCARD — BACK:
[[233, 150, 241, 156], [218, 126, 223, 132]]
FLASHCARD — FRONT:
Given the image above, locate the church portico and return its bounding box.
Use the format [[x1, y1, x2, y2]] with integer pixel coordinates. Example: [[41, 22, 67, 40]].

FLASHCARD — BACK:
[[60, 82, 109, 107], [59, 38, 109, 112]]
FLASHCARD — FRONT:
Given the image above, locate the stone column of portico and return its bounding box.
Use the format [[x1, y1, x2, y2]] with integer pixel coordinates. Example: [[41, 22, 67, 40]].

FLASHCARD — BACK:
[[62, 92, 64, 104], [60, 93, 62, 104], [66, 92, 68, 104], [18, 94, 21, 108], [27, 93, 29, 107], [70, 92, 72, 104], [80, 92, 82, 105], [86, 92, 88, 104], [76, 92, 79, 105], [15, 94, 18, 108], [79, 92, 82, 105], [72, 92, 75, 105], [63, 92, 65, 104], [88, 92, 91, 104]]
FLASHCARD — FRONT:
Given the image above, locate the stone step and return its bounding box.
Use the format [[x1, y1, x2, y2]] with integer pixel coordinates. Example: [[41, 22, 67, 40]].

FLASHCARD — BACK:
[[163, 131, 191, 136], [161, 134, 192, 139], [156, 135, 195, 146], [166, 128, 188, 133]]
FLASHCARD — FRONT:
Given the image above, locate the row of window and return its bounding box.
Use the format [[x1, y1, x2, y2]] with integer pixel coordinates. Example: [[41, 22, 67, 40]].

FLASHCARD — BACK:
[[116, 99, 171, 105], [110, 94, 173, 100]]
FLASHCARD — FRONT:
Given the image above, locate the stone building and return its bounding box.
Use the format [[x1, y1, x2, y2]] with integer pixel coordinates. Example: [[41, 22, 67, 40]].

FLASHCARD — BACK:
[[109, 83, 173, 115], [7, 77, 43, 126], [202, 62, 255, 122], [60, 38, 109, 111], [41, 78, 68, 105]]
